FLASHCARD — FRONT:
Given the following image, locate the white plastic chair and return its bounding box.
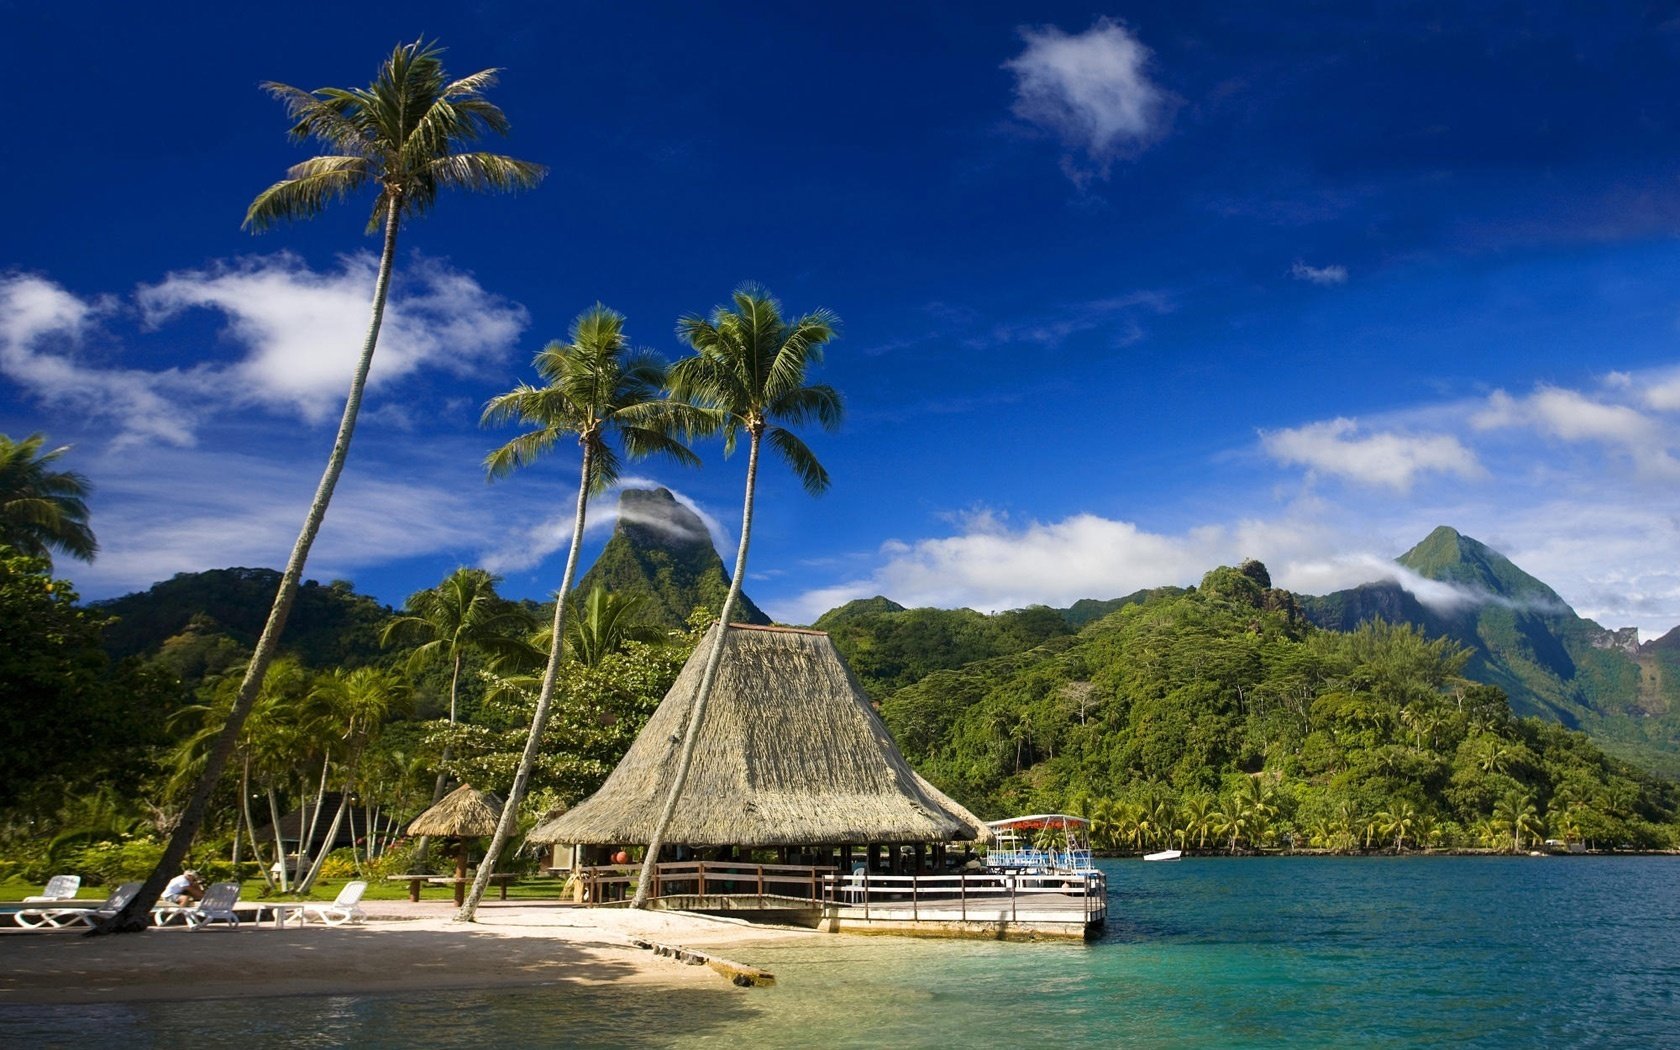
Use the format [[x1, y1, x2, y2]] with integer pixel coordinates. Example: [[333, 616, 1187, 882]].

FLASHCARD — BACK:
[[295, 879, 368, 926], [15, 881, 138, 928], [22, 874, 81, 902], [153, 881, 241, 929]]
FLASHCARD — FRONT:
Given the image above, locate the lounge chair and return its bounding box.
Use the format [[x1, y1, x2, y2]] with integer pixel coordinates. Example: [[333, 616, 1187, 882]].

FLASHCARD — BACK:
[[22, 874, 81, 903], [152, 881, 241, 929], [286, 879, 368, 926], [14, 881, 140, 928]]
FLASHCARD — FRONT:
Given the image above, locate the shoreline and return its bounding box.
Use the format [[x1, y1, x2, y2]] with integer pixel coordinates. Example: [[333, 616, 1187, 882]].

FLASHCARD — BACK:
[[0, 899, 812, 1006]]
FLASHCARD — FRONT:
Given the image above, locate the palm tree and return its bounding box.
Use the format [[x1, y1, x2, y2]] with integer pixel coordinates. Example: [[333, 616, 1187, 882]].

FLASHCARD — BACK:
[[0, 433, 96, 564], [458, 304, 697, 921], [1376, 800, 1417, 853], [1178, 795, 1215, 852], [1493, 791, 1544, 853], [631, 284, 841, 907], [383, 566, 534, 806], [565, 586, 664, 668], [1213, 794, 1249, 854], [103, 41, 543, 933]]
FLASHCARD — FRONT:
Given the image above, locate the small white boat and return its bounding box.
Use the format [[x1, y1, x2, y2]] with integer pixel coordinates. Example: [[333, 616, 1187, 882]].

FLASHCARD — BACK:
[[1143, 849, 1183, 862]]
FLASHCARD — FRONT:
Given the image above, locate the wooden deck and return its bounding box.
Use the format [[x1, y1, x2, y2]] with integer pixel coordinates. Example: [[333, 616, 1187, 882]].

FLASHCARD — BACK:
[[574, 862, 1107, 941]]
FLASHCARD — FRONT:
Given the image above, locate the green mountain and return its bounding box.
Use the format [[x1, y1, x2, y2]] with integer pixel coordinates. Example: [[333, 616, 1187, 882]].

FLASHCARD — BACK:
[[875, 562, 1679, 845], [574, 487, 770, 629], [1301, 526, 1676, 776], [95, 567, 393, 676]]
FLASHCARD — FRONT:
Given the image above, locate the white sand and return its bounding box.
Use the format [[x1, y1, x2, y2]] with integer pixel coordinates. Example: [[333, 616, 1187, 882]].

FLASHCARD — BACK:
[[0, 899, 814, 1005]]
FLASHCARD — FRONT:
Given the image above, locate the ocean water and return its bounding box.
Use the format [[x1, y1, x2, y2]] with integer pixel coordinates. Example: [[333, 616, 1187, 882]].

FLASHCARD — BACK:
[[5, 856, 1678, 1048]]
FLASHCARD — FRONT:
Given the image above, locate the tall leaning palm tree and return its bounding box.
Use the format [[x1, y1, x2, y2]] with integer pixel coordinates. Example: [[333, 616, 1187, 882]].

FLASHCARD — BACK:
[[456, 304, 698, 921], [631, 284, 841, 908], [0, 433, 97, 564], [100, 41, 543, 934]]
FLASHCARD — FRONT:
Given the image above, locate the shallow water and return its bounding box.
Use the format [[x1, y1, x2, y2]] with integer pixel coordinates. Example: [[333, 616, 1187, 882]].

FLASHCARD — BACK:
[[5, 856, 1678, 1048]]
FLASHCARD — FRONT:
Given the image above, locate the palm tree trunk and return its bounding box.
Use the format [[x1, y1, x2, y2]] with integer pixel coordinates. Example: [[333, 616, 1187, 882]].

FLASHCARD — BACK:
[[419, 651, 463, 866], [299, 789, 352, 892], [457, 445, 595, 921], [239, 756, 273, 891], [98, 198, 402, 933], [633, 431, 760, 908], [268, 787, 290, 891]]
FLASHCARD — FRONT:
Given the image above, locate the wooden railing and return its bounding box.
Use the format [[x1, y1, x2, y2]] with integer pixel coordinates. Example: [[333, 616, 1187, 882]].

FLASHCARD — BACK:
[[819, 870, 1108, 925], [577, 861, 836, 903]]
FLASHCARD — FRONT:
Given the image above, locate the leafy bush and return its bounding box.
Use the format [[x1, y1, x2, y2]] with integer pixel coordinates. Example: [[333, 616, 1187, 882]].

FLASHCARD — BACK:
[[70, 836, 164, 886]]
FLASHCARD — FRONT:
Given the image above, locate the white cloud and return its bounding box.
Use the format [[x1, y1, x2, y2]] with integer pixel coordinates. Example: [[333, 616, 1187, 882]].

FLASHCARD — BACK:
[[479, 478, 730, 575], [1290, 261, 1348, 285], [778, 509, 1355, 624], [1473, 386, 1680, 477], [0, 274, 198, 447], [1260, 418, 1482, 491], [137, 252, 527, 423], [1004, 17, 1172, 183], [0, 256, 527, 447]]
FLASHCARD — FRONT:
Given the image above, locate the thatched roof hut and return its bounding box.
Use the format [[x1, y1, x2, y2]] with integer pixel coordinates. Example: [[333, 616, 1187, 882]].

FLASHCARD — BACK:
[[528, 624, 982, 848], [408, 784, 503, 838]]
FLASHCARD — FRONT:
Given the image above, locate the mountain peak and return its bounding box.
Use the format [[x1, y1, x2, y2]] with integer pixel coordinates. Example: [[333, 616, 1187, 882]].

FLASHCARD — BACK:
[[575, 487, 770, 629], [1397, 525, 1563, 606]]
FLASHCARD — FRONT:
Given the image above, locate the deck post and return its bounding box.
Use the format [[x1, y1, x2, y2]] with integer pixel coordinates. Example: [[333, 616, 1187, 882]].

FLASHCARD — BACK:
[[912, 871, 918, 921], [960, 871, 966, 921]]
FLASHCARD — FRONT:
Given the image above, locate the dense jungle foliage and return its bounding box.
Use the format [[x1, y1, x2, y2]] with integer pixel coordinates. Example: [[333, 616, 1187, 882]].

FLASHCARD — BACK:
[[863, 562, 1680, 852]]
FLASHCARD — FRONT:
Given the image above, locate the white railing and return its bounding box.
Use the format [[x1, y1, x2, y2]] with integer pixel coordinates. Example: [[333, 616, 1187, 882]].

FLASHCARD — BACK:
[[820, 870, 1107, 926]]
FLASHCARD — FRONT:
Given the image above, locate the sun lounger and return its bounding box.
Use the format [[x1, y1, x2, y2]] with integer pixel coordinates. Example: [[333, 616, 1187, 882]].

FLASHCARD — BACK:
[[277, 879, 368, 927], [22, 874, 81, 902], [152, 881, 241, 929], [14, 881, 139, 928]]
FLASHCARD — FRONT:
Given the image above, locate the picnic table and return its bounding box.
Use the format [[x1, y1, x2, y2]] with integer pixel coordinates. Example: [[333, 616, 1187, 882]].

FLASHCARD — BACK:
[[385, 873, 519, 906]]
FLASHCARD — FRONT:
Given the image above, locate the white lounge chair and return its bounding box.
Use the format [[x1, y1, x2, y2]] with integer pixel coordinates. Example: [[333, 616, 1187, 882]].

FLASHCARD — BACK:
[[14, 881, 139, 928], [152, 881, 241, 929], [22, 874, 81, 902], [289, 880, 368, 926]]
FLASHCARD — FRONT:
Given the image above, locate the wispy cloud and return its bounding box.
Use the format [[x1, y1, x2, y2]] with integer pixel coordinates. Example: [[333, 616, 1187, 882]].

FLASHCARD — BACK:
[[1473, 386, 1680, 477], [0, 255, 527, 446], [1004, 17, 1174, 184], [1260, 418, 1482, 491], [1290, 261, 1348, 285]]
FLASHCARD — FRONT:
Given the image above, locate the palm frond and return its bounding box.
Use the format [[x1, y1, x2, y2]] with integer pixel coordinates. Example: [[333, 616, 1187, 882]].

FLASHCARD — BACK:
[[243, 163, 371, 231], [765, 426, 831, 495]]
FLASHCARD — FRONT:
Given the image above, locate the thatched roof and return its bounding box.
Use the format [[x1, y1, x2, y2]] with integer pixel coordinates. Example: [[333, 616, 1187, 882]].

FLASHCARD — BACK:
[[528, 624, 983, 848], [408, 784, 503, 838]]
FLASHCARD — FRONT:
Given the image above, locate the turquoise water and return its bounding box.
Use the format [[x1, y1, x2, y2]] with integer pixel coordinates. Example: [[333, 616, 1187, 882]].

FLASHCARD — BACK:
[[5, 857, 1678, 1048]]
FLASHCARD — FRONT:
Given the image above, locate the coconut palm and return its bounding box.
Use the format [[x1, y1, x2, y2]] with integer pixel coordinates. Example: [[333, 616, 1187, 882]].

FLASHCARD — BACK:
[[103, 41, 543, 934], [631, 284, 841, 907], [565, 586, 664, 668], [1213, 795, 1249, 854], [383, 566, 535, 807], [458, 304, 698, 921], [1493, 791, 1544, 853], [0, 433, 96, 564], [1376, 800, 1418, 853]]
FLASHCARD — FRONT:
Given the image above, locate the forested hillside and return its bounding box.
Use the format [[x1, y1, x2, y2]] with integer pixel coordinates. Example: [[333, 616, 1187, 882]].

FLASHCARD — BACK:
[[856, 562, 1680, 852]]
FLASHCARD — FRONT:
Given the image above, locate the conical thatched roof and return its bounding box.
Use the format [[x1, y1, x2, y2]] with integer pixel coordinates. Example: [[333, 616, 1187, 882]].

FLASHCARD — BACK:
[[528, 624, 983, 848], [408, 784, 503, 838]]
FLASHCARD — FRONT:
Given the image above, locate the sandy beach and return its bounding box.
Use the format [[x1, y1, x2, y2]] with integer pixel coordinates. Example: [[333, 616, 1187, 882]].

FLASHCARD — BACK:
[[0, 900, 813, 1005]]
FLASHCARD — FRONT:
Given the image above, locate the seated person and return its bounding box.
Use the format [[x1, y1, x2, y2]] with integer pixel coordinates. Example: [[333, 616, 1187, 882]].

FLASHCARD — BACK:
[[163, 869, 204, 905]]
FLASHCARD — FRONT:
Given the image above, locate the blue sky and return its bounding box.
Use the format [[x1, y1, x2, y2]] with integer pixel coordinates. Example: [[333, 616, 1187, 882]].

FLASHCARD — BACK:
[[7, 2, 1680, 636]]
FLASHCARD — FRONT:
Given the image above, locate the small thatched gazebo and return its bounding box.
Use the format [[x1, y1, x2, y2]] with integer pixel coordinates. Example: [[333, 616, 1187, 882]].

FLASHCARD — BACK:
[[528, 624, 983, 879], [408, 784, 503, 906]]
